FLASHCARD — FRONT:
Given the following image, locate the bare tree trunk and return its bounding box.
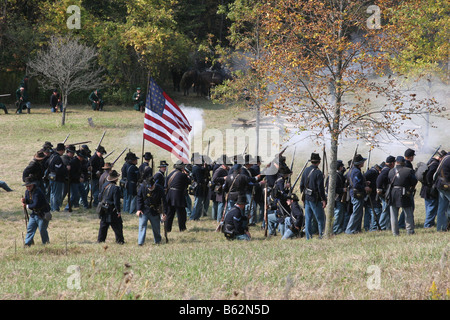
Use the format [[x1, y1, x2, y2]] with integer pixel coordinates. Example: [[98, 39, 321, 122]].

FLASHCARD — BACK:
[[62, 93, 67, 126], [325, 134, 338, 237]]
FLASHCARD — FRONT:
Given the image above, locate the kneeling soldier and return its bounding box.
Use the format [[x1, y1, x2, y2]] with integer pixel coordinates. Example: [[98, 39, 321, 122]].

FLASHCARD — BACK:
[[222, 195, 251, 241]]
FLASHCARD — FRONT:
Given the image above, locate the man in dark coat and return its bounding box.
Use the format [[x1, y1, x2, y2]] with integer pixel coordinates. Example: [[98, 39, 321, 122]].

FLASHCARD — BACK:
[[65, 149, 89, 210], [190, 154, 210, 221], [326, 160, 347, 234], [124, 153, 140, 214], [398, 148, 416, 229], [267, 165, 291, 236], [434, 153, 450, 231], [388, 156, 418, 236], [22, 177, 51, 246], [136, 177, 167, 245], [165, 161, 191, 232], [132, 87, 146, 112], [50, 89, 62, 113], [139, 152, 153, 184], [300, 153, 327, 239], [240, 155, 263, 225], [345, 154, 369, 235], [48, 143, 68, 212], [420, 150, 445, 228], [22, 151, 46, 192], [212, 156, 231, 222], [97, 170, 124, 244], [376, 155, 396, 230], [88, 145, 106, 207], [15, 86, 31, 114], [153, 160, 169, 188], [364, 164, 382, 231], [222, 194, 251, 241], [281, 194, 304, 240], [89, 89, 104, 111]]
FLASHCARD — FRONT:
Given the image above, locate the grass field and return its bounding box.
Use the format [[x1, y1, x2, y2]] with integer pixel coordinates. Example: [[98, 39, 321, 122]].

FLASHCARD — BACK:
[[0, 91, 448, 301]]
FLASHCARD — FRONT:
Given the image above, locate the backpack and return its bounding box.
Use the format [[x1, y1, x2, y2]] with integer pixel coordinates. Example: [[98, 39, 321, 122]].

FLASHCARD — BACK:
[[415, 162, 428, 184]]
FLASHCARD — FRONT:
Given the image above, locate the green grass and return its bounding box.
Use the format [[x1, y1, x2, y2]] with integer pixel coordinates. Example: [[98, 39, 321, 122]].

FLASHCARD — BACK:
[[0, 93, 448, 300]]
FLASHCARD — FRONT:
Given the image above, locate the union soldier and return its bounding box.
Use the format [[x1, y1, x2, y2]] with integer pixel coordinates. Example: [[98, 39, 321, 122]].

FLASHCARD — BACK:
[[139, 152, 153, 184], [165, 161, 191, 232], [89, 89, 104, 111], [99, 162, 113, 190], [47, 143, 68, 211], [420, 150, 446, 228], [398, 148, 416, 228], [364, 163, 382, 231], [345, 154, 369, 234], [190, 154, 210, 221], [22, 177, 51, 246], [132, 87, 146, 112], [50, 89, 62, 113], [388, 156, 418, 236], [15, 86, 31, 114], [22, 151, 46, 192], [281, 194, 304, 240], [136, 177, 168, 245], [124, 153, 139, 214], [65, 149, 89, 210], [267, 165, 292, 236], [212, 155, 231, 222], [61, 145, 75, 205], [97, 170, 124, 244], [240, 155, 263, 225], [326, 160, 347, 234], [222, 194, 251, 241], [376, 155, 396, 230], [300, 152, 327, 239], [434, 152, 450, 231], [153, 160, 169, 188], [88, 145, 106, 207]]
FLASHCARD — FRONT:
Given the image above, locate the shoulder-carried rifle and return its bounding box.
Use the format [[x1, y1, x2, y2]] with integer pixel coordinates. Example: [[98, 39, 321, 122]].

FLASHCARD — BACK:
[[264, 178, 268, 237], [111, 147, 127, 166], [289, 159, 309, 197], [63, 134, 70, 144]]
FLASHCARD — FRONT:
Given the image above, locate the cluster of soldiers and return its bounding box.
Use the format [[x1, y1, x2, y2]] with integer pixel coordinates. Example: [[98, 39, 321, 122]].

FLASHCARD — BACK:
[[20, 140, 450, 246]]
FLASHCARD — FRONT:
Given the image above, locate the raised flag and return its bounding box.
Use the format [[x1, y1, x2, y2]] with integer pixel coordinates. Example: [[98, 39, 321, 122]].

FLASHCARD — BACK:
[[143, 77, 192, 163]]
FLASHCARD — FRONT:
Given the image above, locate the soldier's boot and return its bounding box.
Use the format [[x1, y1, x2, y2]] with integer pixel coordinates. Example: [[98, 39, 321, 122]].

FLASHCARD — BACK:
[[27, 108, 30, 114]]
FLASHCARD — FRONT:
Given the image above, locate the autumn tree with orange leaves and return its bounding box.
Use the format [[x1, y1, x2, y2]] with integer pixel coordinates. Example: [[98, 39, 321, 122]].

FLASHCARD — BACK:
[[255, 0, 445, 237]]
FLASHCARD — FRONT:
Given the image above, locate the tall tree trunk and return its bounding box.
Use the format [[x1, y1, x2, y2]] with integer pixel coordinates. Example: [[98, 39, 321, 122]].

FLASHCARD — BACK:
[[61, 92, 67, 126]]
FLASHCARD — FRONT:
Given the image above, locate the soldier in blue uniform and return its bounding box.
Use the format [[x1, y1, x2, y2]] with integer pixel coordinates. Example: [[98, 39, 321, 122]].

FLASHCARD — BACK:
[[47, 143, 68, 212], [281, 194, 304, 240], [190, 154, 210, 221], [153, 160, 169, 188], [434, 153, 450, 231], [222, 195, 251, 241], [89, 89, 104, 111], [124, 153, 140, 214], [300, 153, 327, 239], [398, 148, 416, 229], [132, 87, 146, 112], [212, 155, 231, 222], [88, 145, 106, 207], [388, 156, 418, 236], [326, 160, 347, 234], [136, 177, 167, 245], [376, 155, 396, 230], [345, 154, 369, 234], [364, 163, 382, 231], [22, 176, 51, 246], [267, 166, 291, 236], [165, 161, 191, 232]]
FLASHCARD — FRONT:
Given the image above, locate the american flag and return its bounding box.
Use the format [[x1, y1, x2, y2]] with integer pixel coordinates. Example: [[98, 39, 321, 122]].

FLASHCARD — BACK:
[[143, 77, 192, 163]]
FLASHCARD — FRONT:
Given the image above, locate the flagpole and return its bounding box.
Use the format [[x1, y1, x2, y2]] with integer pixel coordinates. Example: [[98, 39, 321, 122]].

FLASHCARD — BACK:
[[142, 72, 152, 166]]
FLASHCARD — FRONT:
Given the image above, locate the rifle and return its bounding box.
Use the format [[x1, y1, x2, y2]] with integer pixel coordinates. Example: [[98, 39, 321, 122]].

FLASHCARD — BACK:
[[65, 140, 92, 147], [111, 147, 127, 166], [366, 148, 372, 173], [289, 147, 296, 184], [96, 131, 106, 151], [289, 159, 309, 196], [23, 195, 29, 227], [103, 149, 115, 160], [264, 178, 268, 237], [342, 144, 359, 203], [322, 145, 328, 188], [242, 143, 248, 156], [63, 134, 70, 144], [0, 94, 11, 97]]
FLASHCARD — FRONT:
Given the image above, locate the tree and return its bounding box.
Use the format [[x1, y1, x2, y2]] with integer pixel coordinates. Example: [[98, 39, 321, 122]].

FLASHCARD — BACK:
[[27, 35, 104, 125], [255, 0, 444, 237]]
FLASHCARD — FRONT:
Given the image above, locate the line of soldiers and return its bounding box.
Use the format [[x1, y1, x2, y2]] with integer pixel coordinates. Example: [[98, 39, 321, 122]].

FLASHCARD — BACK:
[[20, 141, 450, 246]]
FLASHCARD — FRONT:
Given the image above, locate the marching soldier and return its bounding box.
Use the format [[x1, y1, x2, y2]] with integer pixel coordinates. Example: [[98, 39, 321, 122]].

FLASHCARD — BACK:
[[345, 154, 368, 235], [89, 89, 104, 111], [300, 153, 327, 239], [97, 170, 124, 244], [136, 177, 167, 245], [165, 160, 191, 232], [376, 156, 396, 230], [388, 156, 418, 236], [132, 87, 146, 112]]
